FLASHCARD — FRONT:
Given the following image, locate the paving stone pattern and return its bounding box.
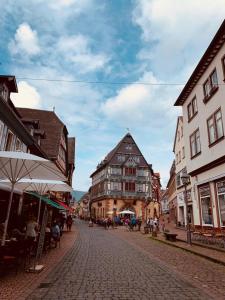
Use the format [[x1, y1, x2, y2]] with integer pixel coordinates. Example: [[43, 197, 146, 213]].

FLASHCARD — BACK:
[[27, 221, 211, 300]]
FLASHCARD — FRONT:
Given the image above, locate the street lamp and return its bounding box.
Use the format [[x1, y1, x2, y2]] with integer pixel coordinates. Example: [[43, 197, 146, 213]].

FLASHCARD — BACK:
[[181, 174, 192, 245]]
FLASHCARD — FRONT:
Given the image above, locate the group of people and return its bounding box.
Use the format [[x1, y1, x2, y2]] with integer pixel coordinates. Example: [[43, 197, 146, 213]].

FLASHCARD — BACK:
[[146, 217, 160, 232], [91, 215, 142, 231], [0, 213, 74, 250]]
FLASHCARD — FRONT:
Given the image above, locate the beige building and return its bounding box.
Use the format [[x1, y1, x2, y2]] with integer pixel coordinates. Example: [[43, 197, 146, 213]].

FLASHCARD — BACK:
[[166, 160, 177, 224], [175, 20, 225, 230]]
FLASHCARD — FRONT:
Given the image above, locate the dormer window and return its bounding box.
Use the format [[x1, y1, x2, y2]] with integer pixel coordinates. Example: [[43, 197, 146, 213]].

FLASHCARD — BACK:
[[0, 83, 8, 101]]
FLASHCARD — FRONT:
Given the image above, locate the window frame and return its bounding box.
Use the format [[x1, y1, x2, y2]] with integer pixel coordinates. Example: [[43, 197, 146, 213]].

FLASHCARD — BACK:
[[198, 184, 213, 226], [221, 54, 225, 81], [203, 68, 219, 103], [189, 128, 201, 159], [187, 96, 198, 122], [216, 179, 225, 227], [207, 108, 224, 147]]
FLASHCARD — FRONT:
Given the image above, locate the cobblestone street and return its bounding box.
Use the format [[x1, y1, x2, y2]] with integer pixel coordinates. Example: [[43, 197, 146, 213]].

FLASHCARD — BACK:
[[26, 221, 223, 300]]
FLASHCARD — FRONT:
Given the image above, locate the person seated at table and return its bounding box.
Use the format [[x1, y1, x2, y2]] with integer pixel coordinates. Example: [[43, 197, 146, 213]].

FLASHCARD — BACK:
[[11, 227, 25, 241]]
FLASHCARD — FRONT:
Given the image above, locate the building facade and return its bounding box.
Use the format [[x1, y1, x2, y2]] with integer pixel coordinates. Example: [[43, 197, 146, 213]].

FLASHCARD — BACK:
[[166, 160, 177, 224], [174, 20, 225, 230], [173, 116, 192, 227], [90, 133, 158, 221]]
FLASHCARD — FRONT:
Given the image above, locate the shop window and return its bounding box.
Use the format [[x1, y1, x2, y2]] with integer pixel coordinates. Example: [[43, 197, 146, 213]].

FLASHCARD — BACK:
[[114, 199, 117, 205], [199, 185, 213, 225], [216, 180, 225, 226]]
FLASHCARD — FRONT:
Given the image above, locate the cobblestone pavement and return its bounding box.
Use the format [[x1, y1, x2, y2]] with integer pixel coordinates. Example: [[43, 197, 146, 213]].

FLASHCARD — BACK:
[[27, 221, 215, 300], [0, 226, 77, 300]]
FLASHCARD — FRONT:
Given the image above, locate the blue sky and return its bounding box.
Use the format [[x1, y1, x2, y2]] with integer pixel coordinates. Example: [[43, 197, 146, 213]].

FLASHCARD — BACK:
[[0, 0, 225, 190]]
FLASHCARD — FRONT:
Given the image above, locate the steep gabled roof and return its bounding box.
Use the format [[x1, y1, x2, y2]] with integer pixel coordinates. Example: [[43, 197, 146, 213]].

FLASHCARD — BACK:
[[17, 108, 67, 159], [90, 133, 150, 177], [173, 116, 183, 152]]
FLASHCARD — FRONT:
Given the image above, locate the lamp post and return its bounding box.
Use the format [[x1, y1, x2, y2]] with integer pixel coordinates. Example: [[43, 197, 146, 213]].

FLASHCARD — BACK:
[[181, 174, 192, 245]]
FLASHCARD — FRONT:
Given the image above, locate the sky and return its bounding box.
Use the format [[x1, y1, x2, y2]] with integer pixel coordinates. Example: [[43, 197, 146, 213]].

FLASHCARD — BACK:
[[0, 0, 225, 191]]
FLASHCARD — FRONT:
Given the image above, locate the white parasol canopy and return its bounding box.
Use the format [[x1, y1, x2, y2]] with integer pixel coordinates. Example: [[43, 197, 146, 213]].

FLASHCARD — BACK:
[[119, 210, 135, 215], [0, 151, 67, 245]]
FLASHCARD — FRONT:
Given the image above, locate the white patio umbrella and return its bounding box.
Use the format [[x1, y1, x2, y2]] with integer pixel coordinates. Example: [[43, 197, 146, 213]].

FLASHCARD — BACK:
[[119, 210, 135, 215], [1, 179, 72, 223], [0, 151, 66, 245]]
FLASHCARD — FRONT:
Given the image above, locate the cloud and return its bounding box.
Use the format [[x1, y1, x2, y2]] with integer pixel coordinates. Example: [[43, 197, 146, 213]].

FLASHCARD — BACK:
[[9, 23, 41, 57], [11, 81, 42, 108], [102, 72, 180, 129], [133, 0, 225, 78], [56, 35, 109, 73]]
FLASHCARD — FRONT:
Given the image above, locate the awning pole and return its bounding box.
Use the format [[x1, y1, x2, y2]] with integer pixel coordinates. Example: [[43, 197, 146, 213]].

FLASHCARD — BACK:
[[1, 182, 15, 246]]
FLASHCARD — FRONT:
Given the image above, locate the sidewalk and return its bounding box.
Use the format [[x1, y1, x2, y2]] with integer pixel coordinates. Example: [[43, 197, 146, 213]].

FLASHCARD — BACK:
[[0, 226, 78, 300], [147, 222, 225, 266]]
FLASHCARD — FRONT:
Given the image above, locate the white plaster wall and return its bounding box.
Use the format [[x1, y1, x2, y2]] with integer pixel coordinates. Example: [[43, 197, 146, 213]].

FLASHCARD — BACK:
[[182, 43, 225, 174]]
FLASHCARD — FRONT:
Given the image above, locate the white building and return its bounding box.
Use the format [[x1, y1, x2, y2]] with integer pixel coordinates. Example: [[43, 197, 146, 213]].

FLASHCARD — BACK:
[[174, 20, 225, 230], [173, 116, 192, 227]]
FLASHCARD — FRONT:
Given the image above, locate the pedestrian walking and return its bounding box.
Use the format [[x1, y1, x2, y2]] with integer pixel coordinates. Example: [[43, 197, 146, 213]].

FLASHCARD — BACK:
[[66, 215, 73, 231]]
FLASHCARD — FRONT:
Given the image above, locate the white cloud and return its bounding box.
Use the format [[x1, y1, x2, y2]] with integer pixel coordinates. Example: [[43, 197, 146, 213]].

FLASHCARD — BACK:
[[102, 72, 180, 129], [133, 0, 225, 77], [56, 35, 108, 73], [11, 81, 42, 108], [9, 23, 41, 57], [49, 0, 93, 11]]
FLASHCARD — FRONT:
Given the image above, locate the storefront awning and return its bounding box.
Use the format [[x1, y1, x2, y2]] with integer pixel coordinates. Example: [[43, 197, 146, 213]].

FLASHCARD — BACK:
[[26, 191, 66, 210], [54, 199, 73, 212]]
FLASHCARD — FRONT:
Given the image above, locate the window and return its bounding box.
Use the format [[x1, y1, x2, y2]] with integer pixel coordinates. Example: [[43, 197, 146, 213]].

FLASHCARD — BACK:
[[190, 129, 201, 158], [111, 167, 121, 175], [199, 185, 213, 225], [207, 109, 224, 145], [111, 182, 121, 191], [125, 182, 135, 192], [176, 173, 181, 187], [5, 131, 13, 151], [203, 69, 218, 102], [136, 183, 145, 192], [117, 155, 125, 162], [187, 97, 198, 121], [178, 131, 180, 141], [125, 167, 136, 176], [0, 84, 8, 101], [216, 180, 225, 226], [222, 55, 225, 80], [178, 151, 181, 163], [137, 169, 148, 177], [15, 139, 22, 151], [176, 154, 178, 164], [181, 126, 183, 137], [182, 146, 185, 159], [125, 144, 132, 151]]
